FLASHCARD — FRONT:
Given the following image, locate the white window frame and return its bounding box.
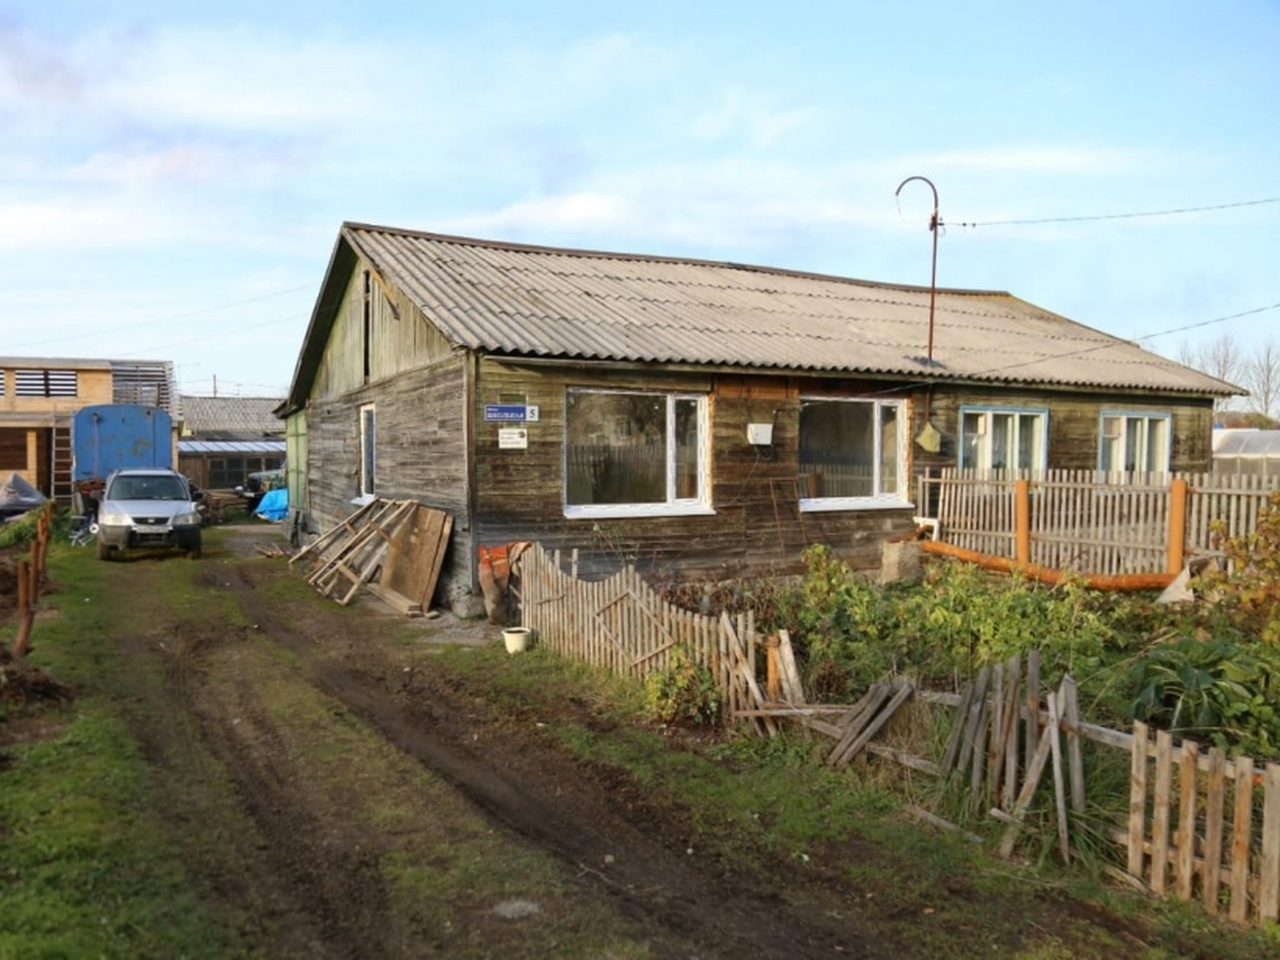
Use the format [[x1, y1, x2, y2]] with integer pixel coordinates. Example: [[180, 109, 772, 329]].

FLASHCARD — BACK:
[[1098, 410, 1172, 474], [799, 397, 911, 512], [563, 388, 713, 519], [959, 405, 1049, 471], [356, 403, 377, 504]]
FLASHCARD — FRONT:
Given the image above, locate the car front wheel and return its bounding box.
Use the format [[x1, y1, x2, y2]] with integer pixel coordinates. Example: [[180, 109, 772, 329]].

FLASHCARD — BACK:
[[96, 539, 115, 561]]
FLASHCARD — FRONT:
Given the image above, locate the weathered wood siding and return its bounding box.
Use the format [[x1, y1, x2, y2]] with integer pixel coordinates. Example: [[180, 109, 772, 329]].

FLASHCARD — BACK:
[[471, 362, 915, 581], [910, 385, 1215, 475], [306, 355, 470, 605], [311, 264, 454, 403], [303, 254, 471, 606]]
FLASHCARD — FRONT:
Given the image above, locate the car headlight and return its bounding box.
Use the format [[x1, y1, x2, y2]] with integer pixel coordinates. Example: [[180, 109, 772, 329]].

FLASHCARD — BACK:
[[99, 506, 131, 525], [173, 511, 202, 527]]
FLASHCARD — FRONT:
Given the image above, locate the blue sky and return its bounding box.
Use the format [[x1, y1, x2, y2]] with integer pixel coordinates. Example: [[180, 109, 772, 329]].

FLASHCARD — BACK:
[[1, 1, 1276, 397]]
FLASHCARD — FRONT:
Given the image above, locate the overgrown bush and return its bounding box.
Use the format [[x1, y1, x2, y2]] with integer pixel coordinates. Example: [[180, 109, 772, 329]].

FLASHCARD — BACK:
[[643, 648, 721, 727], [785, 545, 1135, 700], [1202, 489, 1280, 644], [0, 508, 43, 549], [1128, 637, 1280, 755]]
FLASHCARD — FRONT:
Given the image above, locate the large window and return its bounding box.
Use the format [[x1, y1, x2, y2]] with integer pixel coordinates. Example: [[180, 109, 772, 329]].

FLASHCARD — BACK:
[[564, 389, 710, 517], [799, 398, 907, 509], [1099, 412, 1171, 473], [960, 407, 1047, 471], [359, 404, 377, 498]]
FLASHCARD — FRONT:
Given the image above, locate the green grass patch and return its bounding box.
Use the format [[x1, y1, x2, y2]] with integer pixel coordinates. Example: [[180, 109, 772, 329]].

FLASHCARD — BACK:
[[0, 710, 245, 959]]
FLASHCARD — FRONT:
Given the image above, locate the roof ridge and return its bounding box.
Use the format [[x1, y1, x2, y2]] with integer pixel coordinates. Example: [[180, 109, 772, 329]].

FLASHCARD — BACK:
[[340, 221, 1013, 299]]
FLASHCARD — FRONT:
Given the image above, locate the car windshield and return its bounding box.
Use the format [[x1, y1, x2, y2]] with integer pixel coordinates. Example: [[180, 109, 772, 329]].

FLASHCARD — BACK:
[[108, 476, 189, 501]]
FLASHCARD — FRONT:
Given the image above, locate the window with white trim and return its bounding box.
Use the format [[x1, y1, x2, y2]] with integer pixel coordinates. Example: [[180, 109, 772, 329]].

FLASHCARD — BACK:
[[564, 388, 710, 517], [960, 407, 1047, 471], [359, 404, 377, 497], [1099, 412, 1171, 473], [799, 398, 908, 509]]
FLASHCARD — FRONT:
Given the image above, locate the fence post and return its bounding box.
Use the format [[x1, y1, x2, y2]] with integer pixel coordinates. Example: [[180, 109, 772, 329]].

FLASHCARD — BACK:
[[1015, 479, 1030, 565], [13, 558, 34, 658], [1166, 478, 1188, 574]]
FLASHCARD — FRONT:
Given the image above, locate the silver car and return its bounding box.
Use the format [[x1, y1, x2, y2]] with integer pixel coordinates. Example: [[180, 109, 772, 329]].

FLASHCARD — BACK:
[[96, 468, 203, 560]]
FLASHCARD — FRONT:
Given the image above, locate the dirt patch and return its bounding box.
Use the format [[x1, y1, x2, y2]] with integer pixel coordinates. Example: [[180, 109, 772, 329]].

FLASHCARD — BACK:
[[21, 535, 1262, 958]]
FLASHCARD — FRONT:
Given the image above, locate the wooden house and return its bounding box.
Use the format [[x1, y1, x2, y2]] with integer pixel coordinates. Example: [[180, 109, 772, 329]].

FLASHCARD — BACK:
[[279, 224, 1238, 612], [0, 357, 177, 500], [177, 395, 286, 491]]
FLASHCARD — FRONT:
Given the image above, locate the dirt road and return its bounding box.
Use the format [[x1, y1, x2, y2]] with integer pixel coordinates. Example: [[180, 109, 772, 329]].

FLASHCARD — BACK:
[[84, 532, 892, 959], [36, 528, 1239, 959]]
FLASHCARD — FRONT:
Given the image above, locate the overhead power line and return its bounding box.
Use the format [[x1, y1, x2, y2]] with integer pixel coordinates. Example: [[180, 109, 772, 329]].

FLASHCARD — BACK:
[[7, 283, 316, 352], [955, 196, 1280, 228]]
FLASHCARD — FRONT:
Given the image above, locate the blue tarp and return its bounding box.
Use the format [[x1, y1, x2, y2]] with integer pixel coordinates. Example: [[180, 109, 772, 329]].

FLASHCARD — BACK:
[[255, 487, 289, 522]]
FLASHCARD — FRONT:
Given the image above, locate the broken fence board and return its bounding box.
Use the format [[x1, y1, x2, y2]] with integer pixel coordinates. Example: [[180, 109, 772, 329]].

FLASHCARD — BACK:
[[830, 681, 914, 768]]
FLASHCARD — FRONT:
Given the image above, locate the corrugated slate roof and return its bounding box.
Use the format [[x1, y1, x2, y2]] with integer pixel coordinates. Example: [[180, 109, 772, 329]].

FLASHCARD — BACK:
[[284, 223, 1240, 410], [180, 396, 284, 437]]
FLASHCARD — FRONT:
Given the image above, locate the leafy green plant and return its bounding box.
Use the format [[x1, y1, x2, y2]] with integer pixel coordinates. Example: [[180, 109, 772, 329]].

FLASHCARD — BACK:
[[643, 647, 721, 726], [1202, 490, 1280, 644], [1128, 638, 1280, 755]]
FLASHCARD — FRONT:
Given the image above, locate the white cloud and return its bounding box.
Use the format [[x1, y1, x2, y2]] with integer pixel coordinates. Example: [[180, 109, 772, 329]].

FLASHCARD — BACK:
[[0, 23, 85, 102]]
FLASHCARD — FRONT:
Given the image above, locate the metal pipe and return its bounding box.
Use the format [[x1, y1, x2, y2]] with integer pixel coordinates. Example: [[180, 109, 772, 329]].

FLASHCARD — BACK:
[[895, 175, 940, 362]]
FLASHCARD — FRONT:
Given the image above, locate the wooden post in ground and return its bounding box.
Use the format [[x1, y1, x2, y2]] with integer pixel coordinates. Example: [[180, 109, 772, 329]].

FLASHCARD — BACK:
[[1015, 479, 1031, 565], [1166, 477, 1188, 575], [13, 558, 34, 657], [1128, 721, 1149, 881]]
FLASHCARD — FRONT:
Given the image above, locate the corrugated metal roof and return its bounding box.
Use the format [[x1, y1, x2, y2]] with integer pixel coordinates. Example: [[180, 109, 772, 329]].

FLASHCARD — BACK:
[[178, 440, 286, 455], [285, 223, 1240, 410]]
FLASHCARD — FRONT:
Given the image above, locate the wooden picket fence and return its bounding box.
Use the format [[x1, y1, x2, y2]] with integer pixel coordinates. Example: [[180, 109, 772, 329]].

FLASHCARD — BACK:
[[519, 543, 767, 727], [517, 545, 1280, 929], [749, 650, 1280, 930], [922, 469, 1280, 576], [1126, 722, 1280, 927]]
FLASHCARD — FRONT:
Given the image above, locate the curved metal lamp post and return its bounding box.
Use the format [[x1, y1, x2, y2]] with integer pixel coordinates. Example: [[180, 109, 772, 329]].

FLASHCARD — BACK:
[[895, 175, 941, 363]]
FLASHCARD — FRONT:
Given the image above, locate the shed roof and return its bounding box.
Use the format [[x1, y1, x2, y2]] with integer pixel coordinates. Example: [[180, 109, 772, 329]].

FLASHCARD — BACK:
[[179, 396, 284, 438], [178, 439, 286, 455], [284, 223, 1240, 412]]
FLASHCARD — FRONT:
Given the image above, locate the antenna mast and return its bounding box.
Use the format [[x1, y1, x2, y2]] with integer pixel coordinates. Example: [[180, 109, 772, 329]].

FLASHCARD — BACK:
[[895, 176, 941, 363]]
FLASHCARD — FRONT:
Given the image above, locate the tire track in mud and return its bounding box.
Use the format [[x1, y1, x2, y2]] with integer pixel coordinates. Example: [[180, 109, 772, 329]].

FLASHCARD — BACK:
[[223, 566, 889, 960], [119, 605, 395, 958]]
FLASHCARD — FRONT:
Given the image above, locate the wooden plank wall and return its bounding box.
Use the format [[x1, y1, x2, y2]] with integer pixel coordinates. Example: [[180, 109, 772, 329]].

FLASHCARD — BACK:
[[932, 469, 1280, 574], [473, 362, 917, 582], [520, 542, 757, 719], [307, 356, 471, 601]]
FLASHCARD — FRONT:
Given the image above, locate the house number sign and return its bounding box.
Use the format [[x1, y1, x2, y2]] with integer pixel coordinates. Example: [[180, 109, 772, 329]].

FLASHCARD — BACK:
[[484, 404, 540, 422]]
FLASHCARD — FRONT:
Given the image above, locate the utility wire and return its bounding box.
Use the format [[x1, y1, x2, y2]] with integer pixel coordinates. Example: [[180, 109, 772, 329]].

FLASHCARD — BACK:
[[954, 196, 1280, 228], [6, 283, 316, 351], [856, 299, 1280, 401]]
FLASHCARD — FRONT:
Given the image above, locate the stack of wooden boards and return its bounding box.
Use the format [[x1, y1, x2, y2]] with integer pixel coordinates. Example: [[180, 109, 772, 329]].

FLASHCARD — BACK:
[[289, 498, 452, 616]]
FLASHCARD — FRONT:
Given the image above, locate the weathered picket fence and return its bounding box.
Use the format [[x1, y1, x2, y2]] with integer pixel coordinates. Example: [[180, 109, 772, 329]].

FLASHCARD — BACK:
[[754, 651, 1280, 930], [518, 544, 1280, 929], [519, 543, 767, 727], [921, 469, 1280, 576], [1126, 722, 1280, 927]]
